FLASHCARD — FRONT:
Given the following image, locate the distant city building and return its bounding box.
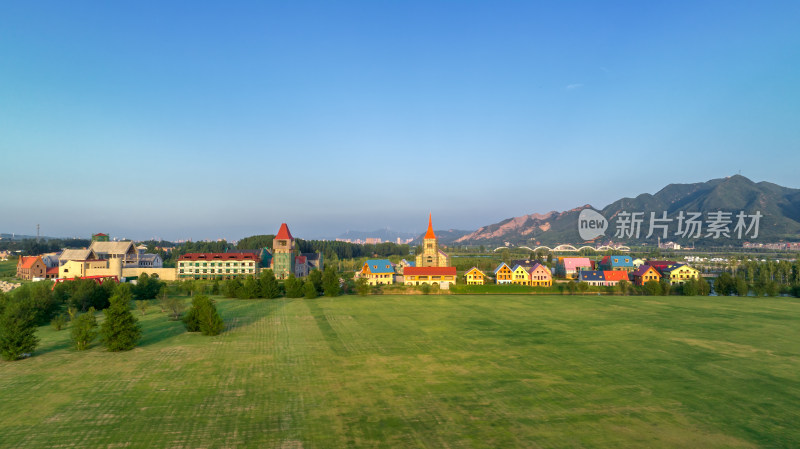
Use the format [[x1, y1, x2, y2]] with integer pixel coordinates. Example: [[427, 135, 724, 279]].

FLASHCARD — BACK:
[[92, 232, 110, 242]]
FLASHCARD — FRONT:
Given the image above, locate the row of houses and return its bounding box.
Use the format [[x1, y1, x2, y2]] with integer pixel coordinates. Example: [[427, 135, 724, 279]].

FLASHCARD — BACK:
[[579, 261, 700, 286]]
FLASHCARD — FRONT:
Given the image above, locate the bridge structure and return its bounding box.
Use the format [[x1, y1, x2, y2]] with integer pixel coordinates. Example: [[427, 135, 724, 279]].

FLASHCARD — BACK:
[[494, 244, 631, 253]]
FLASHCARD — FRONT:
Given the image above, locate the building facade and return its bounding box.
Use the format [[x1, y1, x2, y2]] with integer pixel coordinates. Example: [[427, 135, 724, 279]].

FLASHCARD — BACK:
[[178, 253, 259, 280], [403, 267, 457, 289]]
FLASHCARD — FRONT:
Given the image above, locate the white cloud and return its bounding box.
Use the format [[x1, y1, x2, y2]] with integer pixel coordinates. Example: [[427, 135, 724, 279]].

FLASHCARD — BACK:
[[565, 83, 584, 90]]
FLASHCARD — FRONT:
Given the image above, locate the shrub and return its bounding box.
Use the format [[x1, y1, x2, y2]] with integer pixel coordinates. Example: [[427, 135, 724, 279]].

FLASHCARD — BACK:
[[51, 313, 68, 331], [183, 295, 224, 336], [71, 308, 98, 350], [303, 280, 318, 299]]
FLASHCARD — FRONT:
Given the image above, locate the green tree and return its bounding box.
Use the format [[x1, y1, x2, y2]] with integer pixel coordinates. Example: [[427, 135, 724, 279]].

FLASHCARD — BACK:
[[224, 279, 242, 298], [183, 295, 224, 336], [133, 273, 163, 300], [308, 269, 323, 294], [0, 301, 39, 361], [241, 276, 259, 299], [577, 281, 589, 293], [101, 284, 141, 351], [303, 280, 318, 299], [659, 279, 672, 296], [617, 279, 630, 296], [566, 281, 577, 295], [735, 278, 749, 297], [644, 280, 661, 296], [51, 313, 68, 331], [322, 267, 340, 297], [682, 279, 699, 296], [259, 270, 282, 299], [284, 275, 304, 298], [715, 272, 734, 296], [697, 277, 711, 296], [355, 277, 370, 296], [71, 308, 98, 350]]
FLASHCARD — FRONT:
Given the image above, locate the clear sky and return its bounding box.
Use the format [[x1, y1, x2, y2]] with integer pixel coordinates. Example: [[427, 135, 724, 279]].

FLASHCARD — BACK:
[[2, 1, 799, 241]]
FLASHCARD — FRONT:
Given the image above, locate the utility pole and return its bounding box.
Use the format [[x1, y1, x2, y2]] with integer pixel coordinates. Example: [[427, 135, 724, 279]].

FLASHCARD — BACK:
[[37, 224, 40, 242]]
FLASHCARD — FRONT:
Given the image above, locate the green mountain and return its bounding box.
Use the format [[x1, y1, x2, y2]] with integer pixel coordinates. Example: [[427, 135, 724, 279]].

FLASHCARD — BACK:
[[456, 175, 800, 247]]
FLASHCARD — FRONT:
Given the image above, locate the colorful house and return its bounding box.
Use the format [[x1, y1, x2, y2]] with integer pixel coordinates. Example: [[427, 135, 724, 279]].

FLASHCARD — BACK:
[[527, 263, 553, 287], [464, 267, 486, 285], [579, 270, 606, 286], [403, 267, 457, 289], [556, 257, 592, 279], [600, 255, 635, 272], [659, 263, 700, 285], [511, 264, 532, 285], [493, 262, 513, 284], [361, 259, 395, 285], [632, 265, 661, 286], [602, 270, 630, 286], [16, 256, 46, 280]]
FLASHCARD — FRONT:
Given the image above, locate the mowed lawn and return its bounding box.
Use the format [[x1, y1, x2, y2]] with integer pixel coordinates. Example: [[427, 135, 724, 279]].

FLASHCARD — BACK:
[[1, 295, 799, 448]]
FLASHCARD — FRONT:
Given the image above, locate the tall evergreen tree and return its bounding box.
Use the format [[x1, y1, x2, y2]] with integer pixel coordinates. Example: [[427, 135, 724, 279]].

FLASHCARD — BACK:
[[0, 301, 39, 361], [285, 275, 304, 298], [303, 280, 318, 299], [259, 270, 282, 299], [71, 308, 98, 350], [322, 267, 340, 297], [101, 284, 141, 352]]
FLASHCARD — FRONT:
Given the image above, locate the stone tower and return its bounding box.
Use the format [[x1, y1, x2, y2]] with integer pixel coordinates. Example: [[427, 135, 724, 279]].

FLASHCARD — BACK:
[[272, 223, 295, 279], [416, 214, 450, 267]]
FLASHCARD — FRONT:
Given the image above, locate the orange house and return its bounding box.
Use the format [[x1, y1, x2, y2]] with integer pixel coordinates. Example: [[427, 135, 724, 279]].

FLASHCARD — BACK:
[[632, 265, 661, 286], [17, 256, 46, 280], [493, 263, 513, 284]]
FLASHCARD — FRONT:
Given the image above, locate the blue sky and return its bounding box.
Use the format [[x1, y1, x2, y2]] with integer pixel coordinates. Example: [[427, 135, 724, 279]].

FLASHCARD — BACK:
[[2, 1, 799, 241]]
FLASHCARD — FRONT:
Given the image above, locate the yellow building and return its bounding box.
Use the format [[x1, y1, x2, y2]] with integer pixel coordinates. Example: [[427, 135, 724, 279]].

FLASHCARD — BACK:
[[361, 259, 395, 285], [404, 267, 457, 289], [511, 265, 531, 285], [464, 267, 486, 285], [415, 214, 451, 267], [660, 264, 700, 285], [59, 259, 113, 279]]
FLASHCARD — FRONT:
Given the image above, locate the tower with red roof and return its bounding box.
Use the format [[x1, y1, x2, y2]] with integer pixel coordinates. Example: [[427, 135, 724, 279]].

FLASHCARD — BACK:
[[272, 223, 296, 279]]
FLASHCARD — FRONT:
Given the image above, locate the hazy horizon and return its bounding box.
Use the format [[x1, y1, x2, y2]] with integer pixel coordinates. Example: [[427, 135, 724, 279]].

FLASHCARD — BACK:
[[3, 2, 799, 241]]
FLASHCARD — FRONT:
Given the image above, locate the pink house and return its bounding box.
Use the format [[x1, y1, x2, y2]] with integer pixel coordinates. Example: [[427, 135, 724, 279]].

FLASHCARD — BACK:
[[556, 257, 592, 279]]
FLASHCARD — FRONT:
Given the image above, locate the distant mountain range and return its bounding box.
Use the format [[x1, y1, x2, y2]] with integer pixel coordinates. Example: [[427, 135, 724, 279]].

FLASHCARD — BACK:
[[456, 175, 800, 247]]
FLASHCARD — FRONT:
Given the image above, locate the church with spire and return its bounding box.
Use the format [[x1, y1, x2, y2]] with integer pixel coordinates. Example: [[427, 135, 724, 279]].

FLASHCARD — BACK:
[[415, 214, 451, 268]]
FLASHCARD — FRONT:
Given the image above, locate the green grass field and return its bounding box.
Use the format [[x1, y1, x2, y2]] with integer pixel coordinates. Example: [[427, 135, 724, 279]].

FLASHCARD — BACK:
[[1, 295, 799, 448]]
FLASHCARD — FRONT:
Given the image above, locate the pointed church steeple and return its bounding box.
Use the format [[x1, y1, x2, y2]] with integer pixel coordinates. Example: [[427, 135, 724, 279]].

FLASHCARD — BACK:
[[424, 213, 437, 239]]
